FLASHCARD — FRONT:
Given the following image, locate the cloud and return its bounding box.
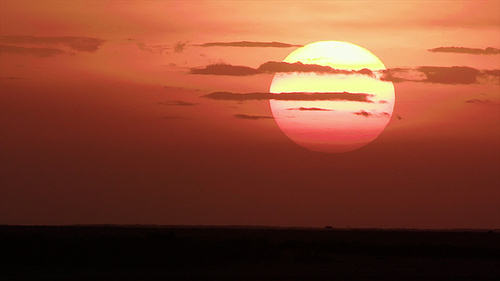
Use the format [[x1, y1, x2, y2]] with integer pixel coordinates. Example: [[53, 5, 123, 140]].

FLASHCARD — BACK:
[[191, 61, 374, 76], [158, 100, 197, 106], [0, 44, 72, 57], [482, 69, 500, 77], [234, 114, 274, 120], [195, 41, 302, 48], [428, 46, 500, 55], [257, 61, 374, 76], [380, 66, 498, 85], [353, 110, 390, 118], [192, 61, 497, 85], [417, 66, 480, 84], [201, 91, 374, 102], [464, 99, 493, 104], [380, 67, 424, 83], [0, 36, 105, 52], [190, 63, 260, 76], [287, 107, 333, 111], [137, 43, 170, 54]]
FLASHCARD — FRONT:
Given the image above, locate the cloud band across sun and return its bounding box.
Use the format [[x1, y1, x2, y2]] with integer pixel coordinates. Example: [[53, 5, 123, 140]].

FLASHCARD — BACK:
[[190, 61, 374, 77], [201, 91, 374, 102]]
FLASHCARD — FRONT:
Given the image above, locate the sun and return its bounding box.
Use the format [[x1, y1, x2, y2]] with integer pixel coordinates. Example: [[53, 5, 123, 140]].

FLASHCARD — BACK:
[[269, 41, 395, 153]]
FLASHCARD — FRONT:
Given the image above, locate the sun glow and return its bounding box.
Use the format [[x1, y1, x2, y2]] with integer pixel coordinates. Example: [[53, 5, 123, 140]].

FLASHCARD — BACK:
[[269, 41, 395, 153]]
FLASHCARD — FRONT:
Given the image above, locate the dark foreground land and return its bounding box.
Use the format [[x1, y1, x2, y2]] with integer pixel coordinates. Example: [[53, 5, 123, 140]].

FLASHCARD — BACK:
[[1, 225, 499, 280]]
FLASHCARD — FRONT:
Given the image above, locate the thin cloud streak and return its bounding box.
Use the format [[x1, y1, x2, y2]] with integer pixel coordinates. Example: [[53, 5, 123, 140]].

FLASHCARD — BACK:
[[428, 46, 500, 55], [464, 99, 493, 104], [190, 64, 259, 76], [287, 107, 333, 111], [137, 43, 170, 54], [234, 114, 274, 120], [353, 110, 391, 118], [0, 35, 105, 52]]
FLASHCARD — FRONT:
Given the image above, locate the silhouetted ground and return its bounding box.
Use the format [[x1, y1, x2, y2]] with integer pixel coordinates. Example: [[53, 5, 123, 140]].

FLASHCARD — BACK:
[[1, 225, 499, 280]]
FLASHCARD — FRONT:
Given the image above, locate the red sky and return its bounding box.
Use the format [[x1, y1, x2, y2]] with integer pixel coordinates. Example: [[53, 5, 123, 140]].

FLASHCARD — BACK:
[[1, 1, 499, 228]]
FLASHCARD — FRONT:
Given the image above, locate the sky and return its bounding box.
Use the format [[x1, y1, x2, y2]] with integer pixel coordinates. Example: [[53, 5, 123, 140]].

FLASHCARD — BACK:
[[0, 0, 499, 229]]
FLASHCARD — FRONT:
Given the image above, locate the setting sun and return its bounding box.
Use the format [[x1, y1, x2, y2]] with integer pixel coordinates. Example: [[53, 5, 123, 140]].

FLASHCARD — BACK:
[[269, 41, 395, 153]]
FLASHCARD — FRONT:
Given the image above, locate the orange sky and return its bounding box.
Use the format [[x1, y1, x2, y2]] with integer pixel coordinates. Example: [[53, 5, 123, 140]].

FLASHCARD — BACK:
[[1, 1, 499, 228]]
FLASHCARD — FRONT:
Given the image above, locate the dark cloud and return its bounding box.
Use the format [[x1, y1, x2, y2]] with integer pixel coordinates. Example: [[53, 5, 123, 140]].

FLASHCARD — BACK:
[[258, 61, 374, 76], [353, 110, 390, 118], [234, 114, 274, 120], [190, 63, 260, 76], [201, 91, 374, 103], [287, 107, 333, 111], [417, 66, 480, 84], [428, 46, 500, 55], [0, 44, 72, 57], [1, 36, 105, 52], [464, 99, 493, 104], [191, 61, 374, 77], [381, 66, 491, 85], [196, 41, 302, 48], [158, 100, 197, 106]]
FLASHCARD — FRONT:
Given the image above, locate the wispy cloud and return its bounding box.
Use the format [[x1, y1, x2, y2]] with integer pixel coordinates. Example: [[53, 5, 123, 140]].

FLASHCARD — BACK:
[[0, 44, 72, 57], [353, 110, 391, 118], [195, 41, 302, 48], [201, 91, 374, 102], [287, 107, 333, 111], [428, 46, 500, 55], [234, 114, 274, 120], [0, 35, 105, 52], [137, 43, 170, 54]]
